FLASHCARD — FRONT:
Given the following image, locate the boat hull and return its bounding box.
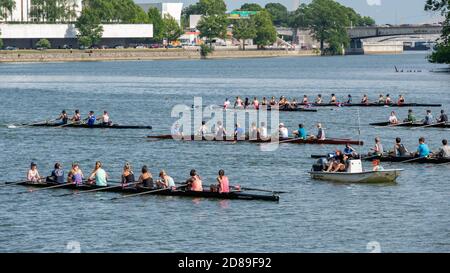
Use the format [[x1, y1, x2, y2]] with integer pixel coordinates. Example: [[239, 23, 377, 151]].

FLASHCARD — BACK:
[[25, 123, 152, 129], [370, 122, 450, 128], [310, 155, 450, 164], [306, 103, 441, 108], [309, 170, 402, 183]]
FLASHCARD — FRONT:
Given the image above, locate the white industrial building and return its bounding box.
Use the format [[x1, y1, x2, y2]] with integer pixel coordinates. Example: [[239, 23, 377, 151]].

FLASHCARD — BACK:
[[135, 1, 183, 25], [3, 0, 83, 22]]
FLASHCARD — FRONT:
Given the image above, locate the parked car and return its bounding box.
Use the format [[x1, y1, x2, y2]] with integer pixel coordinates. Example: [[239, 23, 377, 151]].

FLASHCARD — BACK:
[[114, 45, 125, 49], [135, 45, 145, 49], [150, 43, 161, 48], [5, 46, 17, 50]]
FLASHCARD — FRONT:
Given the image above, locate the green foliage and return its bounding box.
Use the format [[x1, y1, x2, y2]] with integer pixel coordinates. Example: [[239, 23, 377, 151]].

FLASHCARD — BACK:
[[83, 0, 149, 23], [36, 38, 52, 49], [253, 10, 277, 48], [200, 43, 213, 57], [264, 3, 288, 26], [425, 0, 450, 64], [232, 18, 257, 50], [239, 3, 263, 11], [197, 14, 228, 43], [0, 0, 16, 20], [181, 3, 203, 29], [429, 44, 450, 64], [0, 38, 3, 49], [29, 0, 79, 22], [148, 7, 164, 41], [161, 15, 183, 43], [198, 0, 227, 16], [75, 8, 103, 48]]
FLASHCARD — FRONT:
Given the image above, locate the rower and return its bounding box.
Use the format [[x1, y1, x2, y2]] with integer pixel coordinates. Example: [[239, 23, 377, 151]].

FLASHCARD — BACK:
[[258, 122, 268, 140], [244, 97, 250, 109], [269, 96, 277, 106], [215, 120, 226, 140], [98, 111, 111, 126], [315, 94, 322, 104], [423, 110, 434, 125], [223, 98, 231, 109], [88, 161, 108, 186], [85, 111, 96, 126], [414, 137, 431, 158], [47, 163, 65, 184], [347, 94, 352, 104], [252, 97, 260, 110], [215, 169, 230, 193], [261, 97, 267, 106], [249, 122, 258, 140], [293, 123, 307, 140], [27, 162, 42, 183], [56, 110, 69, 125], [71, 110, 81, 123], [279, 123, 289, 139], [234, 123, 245, 140], [437, 110, 448, 123], [171, 123, 183, 137], [198, 121, 208, 137], [137, 165, 153, 188], [385, 94, 392, 104], [378, 94, 385, 104], [343, 143, 358, 158], [389, 111, 399, 124], [372, 159, 384, 172], [326, 150, 347, 172], [156, 170, 175, 189], [369, 137, 384, 156], [302, 95, 309, 104], [186, 169, 203, 192], [290, 98, 298, 109], [234, 96, 243, 108], [330, 94, 337, 104], [278, 96, 286, 107], [314, 123, 325, 140], [398, 95, 405, 105], [404, 109, 416, 123], [67, 163, 84, 185], [392, 137, 409, 157], [436, 139, 450, 158], [121, 162, 135, 186], [361, 94, 369, 104]]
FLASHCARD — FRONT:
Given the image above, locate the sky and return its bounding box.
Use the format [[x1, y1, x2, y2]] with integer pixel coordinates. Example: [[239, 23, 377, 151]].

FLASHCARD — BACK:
[[137, 0, 444, 24]]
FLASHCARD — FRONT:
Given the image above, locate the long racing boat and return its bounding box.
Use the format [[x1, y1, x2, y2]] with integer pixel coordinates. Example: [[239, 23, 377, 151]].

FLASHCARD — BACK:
[[301, 103, 442, 108], [369, 121, 450, 128], [22, 122, 152, 129]]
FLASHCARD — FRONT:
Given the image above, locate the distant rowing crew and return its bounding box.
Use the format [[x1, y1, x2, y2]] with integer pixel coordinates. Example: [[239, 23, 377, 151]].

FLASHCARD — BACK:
[[367, 137, 450, 159], [56, 110, 112, 126], [386, 109, 448, 125], [26, 162, 232, 194]]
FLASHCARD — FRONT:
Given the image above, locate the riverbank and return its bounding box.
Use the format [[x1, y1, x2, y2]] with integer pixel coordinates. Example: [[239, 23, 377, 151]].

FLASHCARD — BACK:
[[0, 48, 319, 63]]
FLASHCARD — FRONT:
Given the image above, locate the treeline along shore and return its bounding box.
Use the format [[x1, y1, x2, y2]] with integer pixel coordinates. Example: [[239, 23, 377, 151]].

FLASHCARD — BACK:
[[0, 48, 319, 63]]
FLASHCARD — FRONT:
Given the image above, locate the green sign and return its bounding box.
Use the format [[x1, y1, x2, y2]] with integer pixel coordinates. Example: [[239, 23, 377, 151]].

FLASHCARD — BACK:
[[228, 11, 258, 18]]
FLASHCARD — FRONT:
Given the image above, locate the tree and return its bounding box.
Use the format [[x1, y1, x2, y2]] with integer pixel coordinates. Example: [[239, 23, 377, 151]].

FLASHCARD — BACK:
[[198, 0, 227, 16], [161, 15, 183, 44], [0, 0, 15, 21], [425, 0, 450, 64], [197, 0, 228, 46], [232, 18, 257, 50], [0, 38, 3, 49], [36, 39, 52, 49], [239, 3, 263, 11], [29, 0, 79, 22], [264, 3, 288, 26], [82, 0, 149, 23], [181, 2, 203, 28], [148, 7, 164, 42], [75, 8, 103, 48], [253, 10, 277, 48]]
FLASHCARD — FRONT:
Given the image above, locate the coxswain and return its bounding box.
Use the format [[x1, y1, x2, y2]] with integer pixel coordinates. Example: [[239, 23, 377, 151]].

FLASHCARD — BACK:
[[249, 122, 258, 140], [343, 143, 358, 158], [436, 139, 450, 159], [223, 98, 231, 109], [398, 95, 405, 105], [47, 163, 65, 184], [330, 94, 337, 104], [156, 170, 175, 189], [186, 169, 203, 192], [437, 110, 448, 123], [369, 137, 384, 156], [372, 160, 384, 172], [258, 122, 268, 140], [302, 95, 309, 104], [392, 137, 409, 157], [361, 94, 369, 104], [423, 110, 434, 125], [234, 123, 245, 139], [252, 97, 260, 110], [197, 121, 208, 137], [389, 111, 399, 124], [215, 120, 226, 140], [414, 137, 431, 158], [88, 161, 108, 186], [85, 111, 96, 126], [121, 162, 135, 186], [27, 162, 42, 183], [279, 123, 289, 139], [137, 165, 153, 188], [404, 109, 416, 123], [56, 110, 69, 125], [234, 96, 243, 108], [347, 94, 352, 104], [293, 123, 307, 140], [378, 94, 385, 104], [71, 110, 81, 123], [315, 94, 322, 104], [67, 163, 84, 185], [215, 169, 230, 193], [98, 111, 111, 126], [385, 94, 392, 104]]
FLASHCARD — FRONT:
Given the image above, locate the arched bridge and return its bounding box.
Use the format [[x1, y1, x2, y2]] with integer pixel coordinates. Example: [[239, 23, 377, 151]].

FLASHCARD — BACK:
[[348, 25, 442, 39]]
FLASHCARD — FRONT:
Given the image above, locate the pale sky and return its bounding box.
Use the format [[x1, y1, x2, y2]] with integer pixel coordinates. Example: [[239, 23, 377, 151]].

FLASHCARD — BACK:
[[137, 0, 444, 24]]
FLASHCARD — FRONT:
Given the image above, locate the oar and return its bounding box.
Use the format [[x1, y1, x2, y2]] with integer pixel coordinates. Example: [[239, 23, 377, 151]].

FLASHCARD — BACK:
[[17, 182, 75, 194], [386, 121, 413, 128], [0, 180, 28, 188], [56, 120, 87, 128], [398, 156, 427, 163], [411, 121, 446, 130], [56, 182, 139, 197], [110, 186, 181, 201], [237, 186, 288, 194], [8, 119, 55, 129]]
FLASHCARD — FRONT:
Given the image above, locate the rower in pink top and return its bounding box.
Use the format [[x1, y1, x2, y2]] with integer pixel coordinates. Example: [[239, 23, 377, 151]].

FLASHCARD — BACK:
[[186, 169, 203, 192], [216, 169, 230, 193]]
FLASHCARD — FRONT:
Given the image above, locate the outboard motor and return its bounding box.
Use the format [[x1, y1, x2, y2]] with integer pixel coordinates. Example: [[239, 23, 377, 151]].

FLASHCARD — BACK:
[[312, 158, 328, 172]]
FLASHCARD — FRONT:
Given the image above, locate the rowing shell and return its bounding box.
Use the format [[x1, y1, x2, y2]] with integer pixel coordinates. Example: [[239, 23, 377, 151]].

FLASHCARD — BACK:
[[370, 122, 450, 128], [147, 135, 364, 146], [12, 182, 279, 202], [22, 123, 152, 129], [310, 154, 450, 164], [302, 103, 442, 108]]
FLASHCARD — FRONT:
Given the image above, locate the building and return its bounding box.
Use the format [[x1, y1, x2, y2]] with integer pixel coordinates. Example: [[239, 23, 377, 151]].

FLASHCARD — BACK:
[[3, 0, 82, 22], [135, 1, 183, 25]]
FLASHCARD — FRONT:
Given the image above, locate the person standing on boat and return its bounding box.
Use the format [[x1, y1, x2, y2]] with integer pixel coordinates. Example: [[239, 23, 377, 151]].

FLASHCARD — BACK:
[[369, 137, 384, 156], [156, 170, 175, 189], [223, 98, 231, 109], [361, 94, 369, 105], [414, 137, 431, 158], [71, 110, 81, 123], [392, 137, 409, 157], [423, 110, 434, 125], [315, 94, 322, 104], [97, 111, 112, 126], [84, 111, 96, 126], [67, 163, 84, 185], [258, 122, 268, 140], [404, 109, 416, 123], [47, 163, 65, 184], [385, 94, 392, 104], [398, 95, 405, 105], [389, 111, 399, 124], [27, 162, 42, 183], [88, 161, 108, 187], [436, 139, 450, 158], [216, 169, 230, 193], [186, 169, 203, 192], [293, 124, 307, 140], [279, 123, 289, 139], [347, 94, 352, 104], [56, 110, 68, 125], [121, 162, 135, 186], [137, 165, 153, 188], [437, 110, 448, 123]]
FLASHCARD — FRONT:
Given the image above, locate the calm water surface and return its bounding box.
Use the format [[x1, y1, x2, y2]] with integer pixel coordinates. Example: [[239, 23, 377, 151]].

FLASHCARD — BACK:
[[0, 53, 449, 252]]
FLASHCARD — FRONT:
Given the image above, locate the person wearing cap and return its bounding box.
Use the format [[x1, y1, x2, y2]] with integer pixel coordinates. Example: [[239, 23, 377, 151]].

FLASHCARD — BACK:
[[293, 124, 307, 140], [47, 163, 65, 184], [88, 161, 108, 186], [71, 110, 81, 123], [423, 110, 434, 125], [56, 110, 68, 125], [372, 160, 384, 172], [84, 111, 96, 126], [404, 109, 416, 123], [437, 110, 448, 123], [278, 123, 289, 139], [27, 162, 42, 183], [186, 169, 203, 192]]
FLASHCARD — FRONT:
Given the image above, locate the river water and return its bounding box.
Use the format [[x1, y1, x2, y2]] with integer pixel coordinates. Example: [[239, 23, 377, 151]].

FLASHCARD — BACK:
[[0, 52, 449, 252]]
